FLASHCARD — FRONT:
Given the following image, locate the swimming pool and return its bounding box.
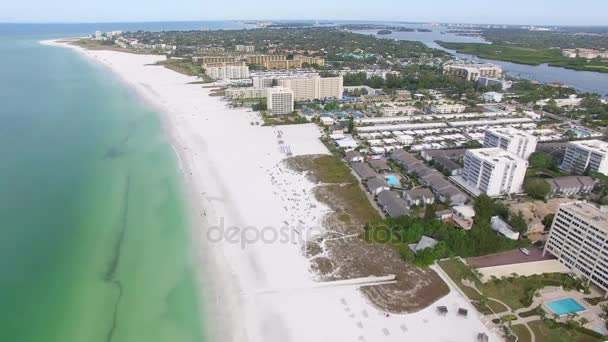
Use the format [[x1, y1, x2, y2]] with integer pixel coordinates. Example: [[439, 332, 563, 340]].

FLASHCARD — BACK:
[[385, 175, 399, 186], [546, 298, 586, 316]]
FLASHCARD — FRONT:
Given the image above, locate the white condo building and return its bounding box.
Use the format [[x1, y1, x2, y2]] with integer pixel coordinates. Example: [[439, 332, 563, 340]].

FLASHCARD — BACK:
[[443, 63, 503, 81], [206, 65, 250, 80], [460, 148, 528, 197], [543, 202, 608, 294], [560, 140, 608, 176], [483, 127, 538, 159], [255, 75, 343, 101], [266, 87, 294, 115]]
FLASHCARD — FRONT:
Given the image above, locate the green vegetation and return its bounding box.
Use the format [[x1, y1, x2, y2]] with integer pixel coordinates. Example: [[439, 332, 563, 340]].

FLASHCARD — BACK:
[[480, 27, 608, 50], [591, 172, 608, 205], [437, 259, 508, 313], [156, 59, 204, 76], [511, 325, 533, 342], [437, 41, 608, 73], [365, 195, 529, 266], [501, 314, 518, 322], [342, 65, 478, 96], [511, 80, 577, 104], [524, 178, 551, 200], [584, 297, 605, 306], [527, 152, 563, 178], [287, 155, 381, 227], [529, 152, 558, 171], [518, 306, 543, 318], [528, 320, 603, 342], [483, 273, 588, 310], [122, 27, 444, 67], [439, 258, 588, 312]]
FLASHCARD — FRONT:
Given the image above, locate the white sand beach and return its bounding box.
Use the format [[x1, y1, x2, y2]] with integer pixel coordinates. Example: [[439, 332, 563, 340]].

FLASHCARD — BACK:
[[43, 39, 502, 342]]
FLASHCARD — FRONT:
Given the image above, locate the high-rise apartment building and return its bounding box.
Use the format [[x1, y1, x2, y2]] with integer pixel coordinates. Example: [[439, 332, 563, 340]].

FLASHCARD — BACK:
[[461, 148, 528, 197], [266, 87, 294, 115], [560, 140, 608, 176], [483, 128, 538, 159], [544, 202, 608, 294]]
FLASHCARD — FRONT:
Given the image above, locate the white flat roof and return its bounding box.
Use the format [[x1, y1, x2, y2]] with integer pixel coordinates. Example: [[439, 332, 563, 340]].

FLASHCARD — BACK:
[[467, 147, 527, 164]]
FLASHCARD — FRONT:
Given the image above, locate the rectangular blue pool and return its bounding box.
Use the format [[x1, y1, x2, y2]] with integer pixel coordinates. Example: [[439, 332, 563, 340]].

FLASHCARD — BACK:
[[546, 298, 586, 316]]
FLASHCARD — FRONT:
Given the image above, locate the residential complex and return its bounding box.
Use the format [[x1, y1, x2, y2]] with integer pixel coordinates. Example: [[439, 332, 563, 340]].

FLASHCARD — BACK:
[[430, 103, 467, 114], [443, 63, 503, 81], [225, 87, 266, 99], [459, 148, 528, 197], [194, 56, 238, 64], [246, 55, 325, 69], [235, 44, 255, 53], [266, 87, 294, 115], [254, 75, 343, 101], [560, 140, 608, 176], [477, 77, 512, 90], [543, 202, 608, 294], [205, 65, 250, 80], [483, 127, 538, 159]]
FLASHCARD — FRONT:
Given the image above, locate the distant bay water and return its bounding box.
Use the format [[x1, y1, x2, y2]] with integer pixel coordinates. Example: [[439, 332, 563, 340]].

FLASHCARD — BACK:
[[356, 28, 608, 96], [0, 21, 243, 342]]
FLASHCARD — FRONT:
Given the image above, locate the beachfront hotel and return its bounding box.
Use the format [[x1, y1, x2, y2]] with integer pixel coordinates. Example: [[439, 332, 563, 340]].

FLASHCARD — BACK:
[[458, 148, 528, 197], [205, 65, 250, 80], [246, 55, 325, 70], [225, 87, 266, 99], [543, 202, 608, 295], [266, 87, 294, 115], [252, 74, 343, 101], [443, 63, 503, 81], [483, 127, 538, 159], [560, 140, 608, 176]]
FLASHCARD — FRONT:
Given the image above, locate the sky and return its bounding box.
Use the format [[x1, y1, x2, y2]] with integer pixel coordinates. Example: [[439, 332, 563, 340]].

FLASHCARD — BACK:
[[2, 0, 608, 26]]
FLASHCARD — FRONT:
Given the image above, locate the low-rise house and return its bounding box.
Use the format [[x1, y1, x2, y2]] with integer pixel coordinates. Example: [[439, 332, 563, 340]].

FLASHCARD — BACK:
[[490, 216, 520, 240], [408, 236, 439, 255], [366, 177, 391, 196], [403, 188, 435, 207], [368, 159, 392, 172], [345, 150, 364, 163], [377, 190, 410, 218], [351, 162, 377, 180], [391, 149, 422, 172], [452, 205, 475, 230], [437, 186, 468, 206], [320, 116, 335, 126], [433, 155, 462, 176], [547, 176, 596, 197]]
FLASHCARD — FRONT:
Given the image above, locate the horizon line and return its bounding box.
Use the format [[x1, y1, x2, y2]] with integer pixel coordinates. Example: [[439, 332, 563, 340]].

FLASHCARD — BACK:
[[1, 19, 608, 28]]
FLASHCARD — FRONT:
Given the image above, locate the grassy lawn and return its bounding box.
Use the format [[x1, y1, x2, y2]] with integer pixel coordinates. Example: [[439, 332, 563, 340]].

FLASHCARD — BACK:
[[528, 321, 603, 342], [438, 259, 587, 313], [437, 41, 608, 73], [287, 155, 355, 184], [438, 259, 509, 314], [511, 324, 533, 342]]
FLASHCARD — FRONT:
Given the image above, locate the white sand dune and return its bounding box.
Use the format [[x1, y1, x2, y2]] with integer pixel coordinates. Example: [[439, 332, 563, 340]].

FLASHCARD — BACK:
[[43, 39, 503, 342]]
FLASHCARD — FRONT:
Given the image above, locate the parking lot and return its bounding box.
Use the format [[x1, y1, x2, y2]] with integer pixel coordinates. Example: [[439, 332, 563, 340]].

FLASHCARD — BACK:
[[467, 246, 554, 268]]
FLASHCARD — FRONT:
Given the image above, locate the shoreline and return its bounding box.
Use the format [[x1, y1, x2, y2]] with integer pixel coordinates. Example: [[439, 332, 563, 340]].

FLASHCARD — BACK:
[[43, 38, 503, 341]]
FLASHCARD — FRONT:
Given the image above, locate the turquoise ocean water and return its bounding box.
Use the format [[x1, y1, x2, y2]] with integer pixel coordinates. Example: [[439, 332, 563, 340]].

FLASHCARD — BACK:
[[0, 22, 243, 342]]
